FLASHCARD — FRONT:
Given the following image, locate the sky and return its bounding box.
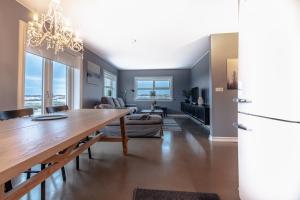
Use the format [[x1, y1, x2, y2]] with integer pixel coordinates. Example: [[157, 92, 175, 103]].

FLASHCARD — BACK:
[[25, 53, 67, 96]]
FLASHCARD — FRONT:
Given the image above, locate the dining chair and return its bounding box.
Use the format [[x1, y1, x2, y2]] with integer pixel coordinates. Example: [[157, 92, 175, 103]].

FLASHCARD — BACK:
[[46, 105, 92, 170], [0, 108, 66, 200], [0, 108, 33, 193]]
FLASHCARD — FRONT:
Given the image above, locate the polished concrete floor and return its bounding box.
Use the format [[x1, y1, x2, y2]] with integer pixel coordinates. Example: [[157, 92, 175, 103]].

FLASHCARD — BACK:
[[19, 117, 239, 200]]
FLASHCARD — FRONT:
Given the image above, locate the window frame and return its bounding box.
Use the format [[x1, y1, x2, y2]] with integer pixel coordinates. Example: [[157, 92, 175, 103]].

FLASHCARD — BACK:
[[134, 76, 173, 101], [51, 61, 70, 107], [103, 70, 117, 98]]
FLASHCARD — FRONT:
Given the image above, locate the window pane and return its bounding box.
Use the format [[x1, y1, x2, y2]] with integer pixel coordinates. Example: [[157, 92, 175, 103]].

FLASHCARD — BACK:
[[155, 80, 170, 88], [155, 90, 171, 97], [104, 77, 111, 87], [112, 80, 116, 89], [52, 62, 67, 106], [136, 90, 152, 98], [155, 90, 171, 98], [104, 87, 112, 97], [104, 72, 117, 98], [112, 80, 117, 97], [24, 53, 43, 115], [137, 80, 153, 89]]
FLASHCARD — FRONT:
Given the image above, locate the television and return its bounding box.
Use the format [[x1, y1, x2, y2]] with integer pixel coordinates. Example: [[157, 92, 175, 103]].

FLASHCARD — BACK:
[[191, 87, 199, 103]]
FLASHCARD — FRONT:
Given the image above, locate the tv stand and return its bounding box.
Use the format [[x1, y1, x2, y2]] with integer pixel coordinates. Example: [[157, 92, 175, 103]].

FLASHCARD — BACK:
[[181, 102, 210, 125]]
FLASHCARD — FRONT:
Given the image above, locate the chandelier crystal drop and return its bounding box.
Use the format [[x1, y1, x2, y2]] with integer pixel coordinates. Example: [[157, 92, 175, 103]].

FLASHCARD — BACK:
[[26, 0, 83, 54]]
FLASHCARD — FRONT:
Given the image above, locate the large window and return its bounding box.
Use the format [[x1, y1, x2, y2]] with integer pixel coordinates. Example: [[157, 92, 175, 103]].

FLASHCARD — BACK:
[[104, 71, 117, 98], [135, 77, 173, 101], [24, 52, 74, 115]]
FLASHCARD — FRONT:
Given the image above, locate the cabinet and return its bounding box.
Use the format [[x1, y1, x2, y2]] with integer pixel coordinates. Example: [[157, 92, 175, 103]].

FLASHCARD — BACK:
[[181, 102, 210, 125]]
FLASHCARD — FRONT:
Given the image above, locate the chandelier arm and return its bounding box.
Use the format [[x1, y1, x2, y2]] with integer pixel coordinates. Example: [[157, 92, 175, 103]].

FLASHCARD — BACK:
[[26, 0, 83, 54]]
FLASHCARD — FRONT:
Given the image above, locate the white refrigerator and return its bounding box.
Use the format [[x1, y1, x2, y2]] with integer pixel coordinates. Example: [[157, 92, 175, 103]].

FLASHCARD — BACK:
[[237, 0, 300, 199]]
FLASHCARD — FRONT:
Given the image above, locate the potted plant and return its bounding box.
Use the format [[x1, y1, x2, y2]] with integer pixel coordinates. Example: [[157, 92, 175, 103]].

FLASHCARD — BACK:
[[150, 91, 156, 110], [150, 100, 157, 111], [150, 90, 156, 98], [182, 89, 191, 103]]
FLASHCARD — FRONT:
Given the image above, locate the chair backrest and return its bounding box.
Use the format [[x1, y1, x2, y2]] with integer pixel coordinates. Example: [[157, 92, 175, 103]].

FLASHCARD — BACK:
[[0, 108, 34, 121], [46, 105, 69, 114]]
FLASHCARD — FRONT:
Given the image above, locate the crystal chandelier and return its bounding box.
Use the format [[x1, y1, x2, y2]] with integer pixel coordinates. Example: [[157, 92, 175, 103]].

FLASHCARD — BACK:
[[27, 0, 83, 54]]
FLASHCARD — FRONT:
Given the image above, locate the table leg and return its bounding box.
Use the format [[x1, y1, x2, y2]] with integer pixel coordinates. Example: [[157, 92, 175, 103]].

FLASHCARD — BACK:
[[41, 164, 46, 200], [1, 183, 4, 199], [120, 116, 128, 155]]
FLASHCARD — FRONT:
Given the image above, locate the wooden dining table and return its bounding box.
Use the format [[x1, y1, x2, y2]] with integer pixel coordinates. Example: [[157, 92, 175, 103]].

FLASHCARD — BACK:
[[0, 109, 129, 200]]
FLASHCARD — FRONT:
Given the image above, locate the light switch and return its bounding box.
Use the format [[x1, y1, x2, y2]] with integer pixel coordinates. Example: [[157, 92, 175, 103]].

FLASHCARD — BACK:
[[215, 87, 224, 92]]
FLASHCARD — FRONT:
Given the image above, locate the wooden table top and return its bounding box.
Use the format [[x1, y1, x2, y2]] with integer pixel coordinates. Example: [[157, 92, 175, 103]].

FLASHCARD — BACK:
[[0, 109, 129, 184]]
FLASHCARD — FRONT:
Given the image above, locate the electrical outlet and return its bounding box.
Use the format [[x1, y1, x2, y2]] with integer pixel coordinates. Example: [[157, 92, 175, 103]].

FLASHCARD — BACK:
[[215, 87, 224, 92]]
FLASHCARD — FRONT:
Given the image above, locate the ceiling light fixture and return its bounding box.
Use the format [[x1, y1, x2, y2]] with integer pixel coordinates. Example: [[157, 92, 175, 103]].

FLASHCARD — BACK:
[[26, 0, 83, 54]]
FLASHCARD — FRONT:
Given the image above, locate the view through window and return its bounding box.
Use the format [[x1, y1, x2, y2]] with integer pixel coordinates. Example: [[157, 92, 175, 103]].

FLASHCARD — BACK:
[[24, 52, 71, 115], [52, 62, 67, 106], [24, 53, 44, 115], [135, 77, 173, 100]]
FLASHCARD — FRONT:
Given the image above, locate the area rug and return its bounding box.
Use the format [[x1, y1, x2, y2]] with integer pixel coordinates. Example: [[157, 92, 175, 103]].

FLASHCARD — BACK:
[[163, 117, 182, 132], [133, 188, 220, 200]]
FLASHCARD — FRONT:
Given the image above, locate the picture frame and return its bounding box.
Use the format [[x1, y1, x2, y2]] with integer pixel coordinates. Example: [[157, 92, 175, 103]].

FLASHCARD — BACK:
[[227, 58, 238, 90], [87, 61, 101, 85]]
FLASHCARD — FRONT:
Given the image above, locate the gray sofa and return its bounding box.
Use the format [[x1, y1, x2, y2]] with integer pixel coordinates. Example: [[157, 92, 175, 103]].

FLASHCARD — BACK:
[[96, 97, 163, 137], [99, 97, 138, 114], [102, 114, 163, 137]]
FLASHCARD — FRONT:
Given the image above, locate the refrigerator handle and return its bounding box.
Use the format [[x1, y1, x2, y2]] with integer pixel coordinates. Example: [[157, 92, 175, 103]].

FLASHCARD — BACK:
[[233, 122, 252, 131], [233, 98, 252, 103]]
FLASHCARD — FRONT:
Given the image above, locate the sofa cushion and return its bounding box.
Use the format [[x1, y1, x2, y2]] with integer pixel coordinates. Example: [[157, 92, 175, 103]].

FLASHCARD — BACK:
[[127, 106, 138, 114], [113, 98, 121, 108], [117, 98, 126, 107], [95, 104, 114, 109], [128, 114, 150, 120], [101, 97, 115, 107], [108, 114, 162, 126]]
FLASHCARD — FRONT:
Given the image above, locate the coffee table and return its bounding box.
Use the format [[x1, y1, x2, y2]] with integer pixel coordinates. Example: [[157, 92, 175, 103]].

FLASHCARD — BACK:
[[140, 109, 164, 118]]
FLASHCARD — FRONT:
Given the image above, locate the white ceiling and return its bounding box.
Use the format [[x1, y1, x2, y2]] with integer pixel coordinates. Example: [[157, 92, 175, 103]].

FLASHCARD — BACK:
[[17, 0, 238, 70]]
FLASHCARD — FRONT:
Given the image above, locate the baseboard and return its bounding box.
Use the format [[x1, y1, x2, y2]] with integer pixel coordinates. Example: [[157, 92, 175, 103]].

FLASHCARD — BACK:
[[209, 135, 238, 143], [168, 114, 211, 129], [187, 115, 210, 128], [168, 115, 236, 142]]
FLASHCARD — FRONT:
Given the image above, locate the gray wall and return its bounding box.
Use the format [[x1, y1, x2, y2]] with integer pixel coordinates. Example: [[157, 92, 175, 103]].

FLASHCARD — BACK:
[[210, 33, 238, 137], [0, 0, 30, 111], [118, 69, 191, 114], [82, 49, 119, 108], [191, 52, 211, 105]]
